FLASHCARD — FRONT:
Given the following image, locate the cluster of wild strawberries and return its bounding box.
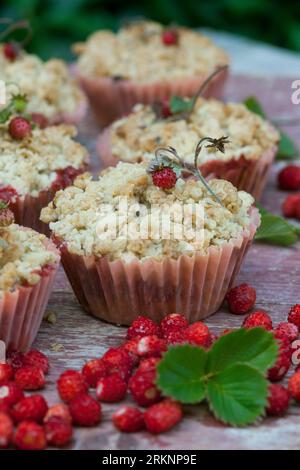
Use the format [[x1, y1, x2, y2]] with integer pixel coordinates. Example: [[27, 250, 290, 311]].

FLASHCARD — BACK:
[[279, 165, 300, 219], [1, 291, 300, 449]]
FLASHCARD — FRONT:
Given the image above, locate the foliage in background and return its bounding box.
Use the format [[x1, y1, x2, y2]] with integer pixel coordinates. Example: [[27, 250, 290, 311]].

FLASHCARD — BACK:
[[1, 0, 300, 60]]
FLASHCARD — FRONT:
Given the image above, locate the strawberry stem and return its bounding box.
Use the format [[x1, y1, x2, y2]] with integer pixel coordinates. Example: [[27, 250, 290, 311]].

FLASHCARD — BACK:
[[0, 18, 32, 46]]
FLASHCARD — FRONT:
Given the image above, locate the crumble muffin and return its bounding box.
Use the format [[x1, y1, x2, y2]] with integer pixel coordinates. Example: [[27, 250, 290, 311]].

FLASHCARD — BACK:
[[0, 219, 60, 351], [0, 122, 89, 233], [98, 98, 279, 199], [0, 46, 86, 124], [73, 20, 229, 125], [41, 162, 260, 324]]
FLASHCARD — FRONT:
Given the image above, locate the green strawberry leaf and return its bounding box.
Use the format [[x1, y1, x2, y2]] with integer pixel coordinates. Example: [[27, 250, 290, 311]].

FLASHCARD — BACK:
[[243, 96, 266, 117], [207, 363, 268, 426], [255, 205, 300, 246], [169, 96, 193, 115], [0, 106, 12, 124], [207, 328, 278, 374], [157, 344, 207, 404]]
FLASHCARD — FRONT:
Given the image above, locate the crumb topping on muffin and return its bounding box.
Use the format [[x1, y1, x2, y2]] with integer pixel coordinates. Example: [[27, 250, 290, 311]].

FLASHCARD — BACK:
[[110, 98, 279, 165], [41, 162, 254, 262], [0, 224, 57, 293], [0, 124, 88, 197], [0, 48, 85, 119], [73, 21, 229, 82]]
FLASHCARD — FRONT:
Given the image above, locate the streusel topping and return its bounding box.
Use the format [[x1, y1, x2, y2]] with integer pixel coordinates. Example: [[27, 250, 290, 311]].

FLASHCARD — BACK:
[[73, 21, 228, 83], [0, 48, 85, 119], [0, 224, 57, 293], [41, 162, 255, 262], [0, 124, 88, 197], [110, 98, 279, 165]]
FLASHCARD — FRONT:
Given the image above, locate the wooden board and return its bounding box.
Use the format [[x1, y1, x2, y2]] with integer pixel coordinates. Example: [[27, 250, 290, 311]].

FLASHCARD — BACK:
[[33, 74, 300, 450]]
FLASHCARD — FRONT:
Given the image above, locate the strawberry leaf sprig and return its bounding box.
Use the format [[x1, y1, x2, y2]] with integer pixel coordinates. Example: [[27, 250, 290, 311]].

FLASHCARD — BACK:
[[157, 328, 278, 426], [148, 136, 230, 205], [0, 92, 27, 124]]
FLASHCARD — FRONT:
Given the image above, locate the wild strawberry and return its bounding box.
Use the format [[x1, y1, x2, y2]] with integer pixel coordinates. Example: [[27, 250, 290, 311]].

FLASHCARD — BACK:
[[0, 382, 24, 407], [57, 370, 88, 402], [51, 166, 83, 192], [242, 310, 273, 330], [15, 366, 45, 390], [129, 370, 161, 407], [266, 384, 290, 416], [282, 194, 300, 218], [226, 283, 256, 314], [127, 316, 161, 340], [288, 304, 300, 329], [268, 341, 291, 382], [11, 394, 48, 423], [112, 406, 145, 432], [96, 373, 127, 402], [0, 185, 19, 205], [7, 350, 25, 371], [14, 421, 46, 450], [121, 338, 140, 365], [82, 358, 107, 387], [69, 394, 101, 426], [136, 335, 167, 358], [31, 112, 49, 129], [152, 167, 177, 189], [102, 347, 134, 371], [44, 403, 72, 425], [23, 349, 49, 374], [160, 313, 188, 336], [162, 29, 178, 46], [44, 416, 73, 447], [165, 329, 187, 345], [137, 357, 161, 374], [274, 322, 299, 343], [184, 322, 212, 348], [278, 165, 300, 190], [3, 43, 18, 61], [9, 116, 32, 140], [0, 412, 13, 448], [144, 400, 183, 434], [0, 363, 14, 385], [288, 371, 300, 401], [161, 99, 172, 118], [0, 206, 14, 227]]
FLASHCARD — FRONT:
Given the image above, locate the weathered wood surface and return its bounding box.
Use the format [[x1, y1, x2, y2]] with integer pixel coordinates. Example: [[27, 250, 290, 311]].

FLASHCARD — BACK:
[[33, 74, 300, 450]]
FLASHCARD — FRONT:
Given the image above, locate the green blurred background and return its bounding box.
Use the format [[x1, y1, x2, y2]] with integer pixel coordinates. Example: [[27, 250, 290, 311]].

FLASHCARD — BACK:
[[1, 0, 300, 59]]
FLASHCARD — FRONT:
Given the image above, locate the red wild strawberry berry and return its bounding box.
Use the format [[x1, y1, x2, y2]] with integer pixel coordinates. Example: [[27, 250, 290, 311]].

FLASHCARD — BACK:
[[69, 394, 101, 426], [160, 313, 189, 336], [127, 315, 161, 340], [152, 167, 177, 190], [161, 99, 172, 118], [7, 350, 25, 371], [31, 112, 49, 129], [51, 166, 84, 193], [268, 341, 291, 382], [44, 403, 72, 425], [121, 338, 140, 365], [112, 405, 145, 433], [144, 399, 183, 434], [266, 384, 290, 416], [129, 369, 161, 407], [3, 43, 18, 61], [136, 335, 167, 358], [137, 357, 161, 374], [0, 382, 24, 407], [165, 329, 187, 345], [274, 322, 299, 343], [282, 194, 300, 218], [162, 29, 179, 46], [11, 394, 48, 423], [0, 412, 13, 448], [15, 366, 45, 391], [288, 371, 300, 401], [0, 207, 14, 228], [96, 373, 127, 403], [278, 165, 300, 190], [44, 416, 73, 447], [226, 283, 256, 315], [82, 358, 107, 388], [288, 304, 300, 329], [184, 322, 212, 348], [242, 310, 273, 330], [9, 116, 32, 140], [14, 421, 46, 450], [102, 347, 133, 382], [23, 349, 49, 374], [57, 369, 88, 402], [0, 363, 14, 385]]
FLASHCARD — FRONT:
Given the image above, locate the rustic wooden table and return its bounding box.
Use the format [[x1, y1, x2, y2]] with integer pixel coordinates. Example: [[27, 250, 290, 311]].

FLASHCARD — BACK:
[[33, 74, 300, 450]]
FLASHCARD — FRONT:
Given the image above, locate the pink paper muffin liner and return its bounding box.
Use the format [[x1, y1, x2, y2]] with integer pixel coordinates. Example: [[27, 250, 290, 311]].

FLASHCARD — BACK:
[[97, 128, 277, 200], [75, 67, 228, 127], [53, 207, 260, 325], [0, 238, 60, 352]]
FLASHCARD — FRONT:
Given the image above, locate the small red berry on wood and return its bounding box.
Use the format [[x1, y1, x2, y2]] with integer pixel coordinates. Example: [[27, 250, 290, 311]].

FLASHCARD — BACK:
[[160, 313, 188, 336], [266, 384, 290, 416], [129, 369, 161, 407], [112, 405, 145, 433], [82, 358, 107, 388], [127, 316, 161, 340], [11, 394, 48, 423], [144, 399, 183, 434], [0, 363, 14, 385], [23, 349, 49, 374], [288, 371, 300, 401], [274, 322, 299, 343], [282, 194, 300, 218], [14, 421, 46, 450], [0, 382, 24, 407], [226, 283, 256, 315], [288, 304, 300, 329], [96, 373, 127, 403], [15, 366, 45, 391], [278, 165, 300, 190], [242, 311, 273, 330], [69, 394, 101, 427], [57, 370, 88, 402], [184, 322, 212, 348], [44, 416, 73, 447], [136, 335, 167, 358], [44, 403, 72, 425], [0, 412, 13, 448]]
